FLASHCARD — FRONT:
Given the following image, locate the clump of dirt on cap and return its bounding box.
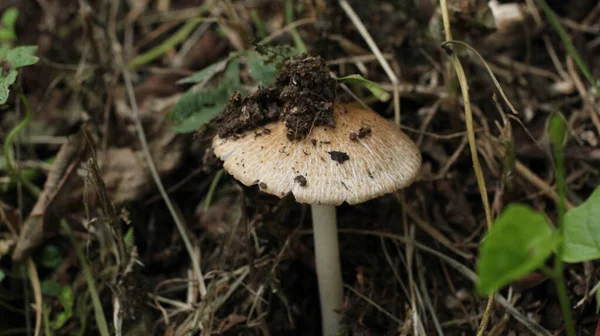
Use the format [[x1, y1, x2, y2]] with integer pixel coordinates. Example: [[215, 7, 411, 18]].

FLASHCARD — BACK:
[[216, 88, 281, 137], [216, 56, 337, 141]]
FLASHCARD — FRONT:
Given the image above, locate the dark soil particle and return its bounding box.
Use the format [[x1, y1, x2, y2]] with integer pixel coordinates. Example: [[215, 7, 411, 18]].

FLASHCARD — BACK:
[[294, 175, 307, 186], [259, 182, 267, 189], [349, 127, 372, 141], [216, 56, 337, 140], [328, 151, 350, 163], [358, 127, 372, 138]]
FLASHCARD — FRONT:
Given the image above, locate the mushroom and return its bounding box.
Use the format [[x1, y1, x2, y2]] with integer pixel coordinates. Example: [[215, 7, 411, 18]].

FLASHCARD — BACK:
[[212, 103, 421, 335]]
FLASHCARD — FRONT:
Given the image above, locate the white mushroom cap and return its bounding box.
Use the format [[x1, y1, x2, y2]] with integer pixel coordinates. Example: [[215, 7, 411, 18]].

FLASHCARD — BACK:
[[212, 103, 421, 205]]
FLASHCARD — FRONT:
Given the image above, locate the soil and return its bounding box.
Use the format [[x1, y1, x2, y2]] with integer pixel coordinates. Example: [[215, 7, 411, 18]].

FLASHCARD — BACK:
[[294, 175, 307, 186], [328, 151, 350, 163], [349, 127, 372, 141], [216, 56, 337, 141], [3, 0, 600, 335]]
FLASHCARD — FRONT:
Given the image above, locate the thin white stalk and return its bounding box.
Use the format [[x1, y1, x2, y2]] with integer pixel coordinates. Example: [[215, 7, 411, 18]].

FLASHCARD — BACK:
[[311, 204, 343, 336]]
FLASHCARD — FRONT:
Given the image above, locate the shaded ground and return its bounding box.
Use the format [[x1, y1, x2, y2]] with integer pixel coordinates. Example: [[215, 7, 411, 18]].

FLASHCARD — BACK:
[[1, 0, 600, 335]]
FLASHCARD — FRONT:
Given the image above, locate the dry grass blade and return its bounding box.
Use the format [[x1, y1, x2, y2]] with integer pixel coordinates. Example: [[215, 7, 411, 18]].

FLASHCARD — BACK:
[[121, 67, 207, 298], [344, 285, 405, 326], [441, 40, 519, 115], [27, 258, 42, 336], [416, 253, 444, 336], [338, 0, 401, 124], [566, 56, 600, 136], [4, 1, 597, 334], [338, 228, 553, 335], [258, 18, 316, 46], [62, 220, 110, 336], [514, 159, 576, 210], [404, 205, 473, 260], [437, 1, 496, 334]]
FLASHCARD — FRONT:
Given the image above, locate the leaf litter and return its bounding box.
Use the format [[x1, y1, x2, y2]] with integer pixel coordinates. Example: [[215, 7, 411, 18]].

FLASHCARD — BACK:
[[1, 1, 600, 335]]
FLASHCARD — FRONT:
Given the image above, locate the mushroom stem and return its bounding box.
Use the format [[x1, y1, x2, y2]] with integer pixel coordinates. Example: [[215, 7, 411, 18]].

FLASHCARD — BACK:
[[311, 204, 343, 336]]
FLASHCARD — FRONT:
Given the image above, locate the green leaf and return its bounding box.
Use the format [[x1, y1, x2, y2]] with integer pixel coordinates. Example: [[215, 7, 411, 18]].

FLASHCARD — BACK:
[[41, 245, 63, 269], [2, 8, 18, 28], [170, 59, 244, 133], [41, 280, 74, 329], [177, 59, 229, 85], [177, 51, 243, 85], [170, 81, 236, 133], [0, 44, 8, 59], [562, 186, 600, 263], [51, 285, 74, 330], [0, 269, 5, 283], [246, 51, 277, 86], [476, 204, 557, 295], [548, 112, 567, 148], [170, 86, 229, 122], [0, 8, 18, 42], [4, 46, 39, 68], [223, 58, 240, 87], [173, 104, 224, 133], [41, 279, 64, 297], [336, 74, 391, 102], [596, 282, 600, 312], [0, 69, 18, 104], [124, 227, 135, 248], [596, 281, 600, 312]]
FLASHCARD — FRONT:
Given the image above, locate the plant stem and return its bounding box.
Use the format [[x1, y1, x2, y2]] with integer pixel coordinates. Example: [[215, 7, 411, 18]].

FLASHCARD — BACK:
[[62, 221, 110, 336], [203, 169, 224, 211], [128, 17, 204, 69], [3, 85, 41, 197], [553, 263, 575, 335], [537, 0, 599, 92], [438, 1, 496, 334], [311, 204, 343, 336], [285, 0, 307, 53], [250, 9, 267, 40], [549, 113, 576, 336]]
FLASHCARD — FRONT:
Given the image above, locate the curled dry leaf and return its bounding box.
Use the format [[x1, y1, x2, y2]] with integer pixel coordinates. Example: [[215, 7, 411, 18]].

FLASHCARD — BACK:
[[12, 127, 90, 260]]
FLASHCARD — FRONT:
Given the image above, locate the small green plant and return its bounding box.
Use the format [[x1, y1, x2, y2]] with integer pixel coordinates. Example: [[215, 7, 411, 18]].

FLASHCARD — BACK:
[[0, 7, 39, 105], [170, 46, 390, 134], [561, 188, 600, 263], [0, 45, 39, 104], [169, 46, 296, 133], [476, 204, 560, 294], [0, 7, 40, 196], [0, 8, 18, 43], [41, 279, 74, 330], [476, 112, 600, 336]]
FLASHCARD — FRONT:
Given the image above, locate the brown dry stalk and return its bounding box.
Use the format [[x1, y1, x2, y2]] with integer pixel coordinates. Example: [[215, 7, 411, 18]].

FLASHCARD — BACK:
[[437, 0, 495, 334]]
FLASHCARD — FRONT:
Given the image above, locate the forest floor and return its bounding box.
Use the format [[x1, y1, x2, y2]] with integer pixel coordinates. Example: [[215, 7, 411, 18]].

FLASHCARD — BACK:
[[1, 0, 600, 335]]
